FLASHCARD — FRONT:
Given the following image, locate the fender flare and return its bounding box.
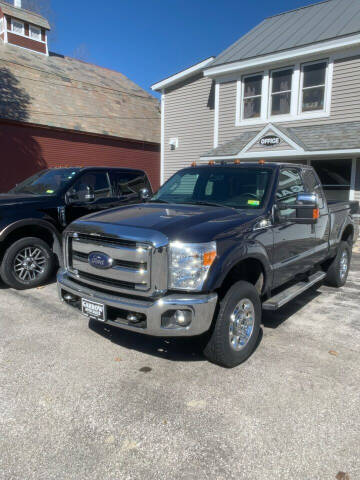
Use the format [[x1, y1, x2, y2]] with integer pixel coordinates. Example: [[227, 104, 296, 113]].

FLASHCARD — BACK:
[[205, 240, 272, 293], [0, 218, 62, 261]]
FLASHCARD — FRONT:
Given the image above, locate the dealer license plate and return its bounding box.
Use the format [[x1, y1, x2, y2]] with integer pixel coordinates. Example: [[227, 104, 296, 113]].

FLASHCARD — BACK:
[[81, 298, 106, 322]]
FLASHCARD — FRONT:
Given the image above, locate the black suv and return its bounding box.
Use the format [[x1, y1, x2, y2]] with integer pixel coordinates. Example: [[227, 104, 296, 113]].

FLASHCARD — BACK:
[[0, 167, 152, 289]]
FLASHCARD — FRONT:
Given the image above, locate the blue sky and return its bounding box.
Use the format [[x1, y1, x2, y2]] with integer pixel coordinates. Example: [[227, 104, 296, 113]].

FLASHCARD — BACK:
[[49, 0, 320, 95]]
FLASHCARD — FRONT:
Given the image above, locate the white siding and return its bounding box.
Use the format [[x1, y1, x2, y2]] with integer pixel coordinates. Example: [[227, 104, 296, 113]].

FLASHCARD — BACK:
[[163, 74, 214, 181], [218, 55, 360, 145]]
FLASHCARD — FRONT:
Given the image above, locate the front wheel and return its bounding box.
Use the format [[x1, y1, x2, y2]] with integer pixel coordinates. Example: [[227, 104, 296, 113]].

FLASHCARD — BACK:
[[1, 237, 56, 290], [203, 281, 261, 368], [324, 241, 351, 288]]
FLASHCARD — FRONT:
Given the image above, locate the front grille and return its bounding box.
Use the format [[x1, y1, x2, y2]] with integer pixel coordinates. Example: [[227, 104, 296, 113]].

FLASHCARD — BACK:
[[73, 251, 146, 270], [76, 233, 139, 249], [76, 270, 137, 289], [66, 233, 152, 294]]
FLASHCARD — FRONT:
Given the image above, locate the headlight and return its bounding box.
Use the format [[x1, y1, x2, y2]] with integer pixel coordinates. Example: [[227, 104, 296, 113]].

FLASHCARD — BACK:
[[169, 241, 217, 291]]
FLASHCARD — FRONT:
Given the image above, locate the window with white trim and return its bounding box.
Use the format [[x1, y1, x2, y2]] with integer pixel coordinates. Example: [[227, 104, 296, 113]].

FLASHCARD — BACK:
[[29, 25, 41, 41], [0, 17, 4, 35], [301, 61, 327, 112], [242, 74, 262, 119], [12, 19, 24, 35], [236, 58, 331, 125], [270, 67, 293, 116]]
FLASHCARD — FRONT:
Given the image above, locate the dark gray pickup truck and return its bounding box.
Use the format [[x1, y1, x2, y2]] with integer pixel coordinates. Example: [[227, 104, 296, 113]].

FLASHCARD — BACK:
[[58, 162, 358, 367]]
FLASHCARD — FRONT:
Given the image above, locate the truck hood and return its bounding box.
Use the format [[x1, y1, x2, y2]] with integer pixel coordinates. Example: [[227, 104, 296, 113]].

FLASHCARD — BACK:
[[71, 203, 259, 243]]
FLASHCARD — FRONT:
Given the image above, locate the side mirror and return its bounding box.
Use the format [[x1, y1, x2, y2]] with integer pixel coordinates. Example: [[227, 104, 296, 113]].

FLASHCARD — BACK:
[[277, 193, 319, 224], [84, 186, 95, 202], [65, 189, 77, 204], [139, 188, 150, 201]]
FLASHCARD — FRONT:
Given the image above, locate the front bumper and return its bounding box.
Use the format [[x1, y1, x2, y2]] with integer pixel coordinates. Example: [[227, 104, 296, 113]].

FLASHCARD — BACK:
[[57, 270, 218, 337]]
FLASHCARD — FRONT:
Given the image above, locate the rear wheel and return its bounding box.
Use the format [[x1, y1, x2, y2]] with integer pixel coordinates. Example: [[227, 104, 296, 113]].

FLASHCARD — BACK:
[[203, 281, 261, 368], [325, 241, 351, 288], [1, 237, 55, 290]]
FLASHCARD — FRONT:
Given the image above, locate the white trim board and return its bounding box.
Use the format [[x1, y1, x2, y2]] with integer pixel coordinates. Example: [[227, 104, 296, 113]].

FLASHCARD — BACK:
[[201, 149, 360, 161], [204, 33, 360, 77], [160, 90, 165, 185], [213, 81, 220, 148], [151, 57, 215, 92]]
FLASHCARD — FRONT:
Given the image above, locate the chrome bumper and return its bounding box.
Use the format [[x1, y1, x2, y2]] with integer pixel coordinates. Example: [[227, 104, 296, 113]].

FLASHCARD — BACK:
[[57, 270, 218, 337]]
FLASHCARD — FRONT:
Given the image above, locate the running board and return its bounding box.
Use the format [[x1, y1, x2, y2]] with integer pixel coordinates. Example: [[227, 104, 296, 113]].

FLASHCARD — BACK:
[[262, 271, 326, 311]]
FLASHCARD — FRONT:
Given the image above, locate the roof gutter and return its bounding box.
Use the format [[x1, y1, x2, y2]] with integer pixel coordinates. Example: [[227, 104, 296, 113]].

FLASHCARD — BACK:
[[204, 33, 360, 77]]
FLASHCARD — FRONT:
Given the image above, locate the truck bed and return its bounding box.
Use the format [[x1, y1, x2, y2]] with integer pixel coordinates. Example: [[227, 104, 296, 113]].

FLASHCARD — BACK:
[[328, 200, 359, 215]]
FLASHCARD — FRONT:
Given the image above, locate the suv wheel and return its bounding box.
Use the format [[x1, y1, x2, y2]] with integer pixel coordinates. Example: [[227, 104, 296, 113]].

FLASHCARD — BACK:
[[1, 237, 56, 290], [203, 280, 261, 368], [325, 241, 351, 288]]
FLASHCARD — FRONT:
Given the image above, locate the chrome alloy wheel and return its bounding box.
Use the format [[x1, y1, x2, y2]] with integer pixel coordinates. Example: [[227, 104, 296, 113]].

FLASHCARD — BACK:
[[14, 247, 47, 282], [229, 298, 255, 351], [339, 250, 349, 281]]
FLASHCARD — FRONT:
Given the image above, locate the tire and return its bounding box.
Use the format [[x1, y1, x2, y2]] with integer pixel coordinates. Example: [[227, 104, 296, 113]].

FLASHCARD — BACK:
[[0, 237, 55, 290], [325, 241, 351, 288], [203, 281, 261, 368]]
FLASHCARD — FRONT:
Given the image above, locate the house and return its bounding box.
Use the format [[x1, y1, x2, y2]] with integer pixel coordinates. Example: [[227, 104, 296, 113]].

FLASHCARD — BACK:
[[0, 1, 160, 192], [152, 0, 360, 208]]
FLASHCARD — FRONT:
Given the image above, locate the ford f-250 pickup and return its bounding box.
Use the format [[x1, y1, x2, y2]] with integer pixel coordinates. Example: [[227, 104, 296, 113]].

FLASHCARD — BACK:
[[57, 162, 359, 367]]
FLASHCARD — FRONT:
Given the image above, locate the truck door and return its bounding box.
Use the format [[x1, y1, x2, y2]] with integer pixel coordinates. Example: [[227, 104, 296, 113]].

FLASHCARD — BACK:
[[302, 168, 330, 264], [272, 167, 317, 288], [65, 170, 118, 224], [109, 170, 147, 205]]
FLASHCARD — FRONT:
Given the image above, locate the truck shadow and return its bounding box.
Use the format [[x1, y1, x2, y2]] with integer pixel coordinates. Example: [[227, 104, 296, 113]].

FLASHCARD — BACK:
[[88, 286, 324, 363], [262, 286, 322, 329], [88, 319, 206, 362]]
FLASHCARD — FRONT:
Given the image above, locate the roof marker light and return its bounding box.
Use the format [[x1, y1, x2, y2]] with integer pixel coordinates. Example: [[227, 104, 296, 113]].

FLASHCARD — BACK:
[[234, 159, 241, 164], [208, 160, 215, 166], [259, 159, 266, 165], [191, 161, 197, 167]]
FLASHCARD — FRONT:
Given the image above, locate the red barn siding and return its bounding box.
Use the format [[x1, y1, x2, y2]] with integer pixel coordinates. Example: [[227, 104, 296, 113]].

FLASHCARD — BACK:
[[7, 32, 47, 54], [0, 122, 160, 192]]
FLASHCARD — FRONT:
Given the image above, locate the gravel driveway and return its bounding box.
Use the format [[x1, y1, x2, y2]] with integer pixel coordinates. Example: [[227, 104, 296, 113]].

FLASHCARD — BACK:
[[0, 246, 359, 480]]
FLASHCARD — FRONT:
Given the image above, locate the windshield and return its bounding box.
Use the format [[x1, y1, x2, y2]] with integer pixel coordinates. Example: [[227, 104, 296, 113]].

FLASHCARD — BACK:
[[151, 167, 272, 209], [10, 169, 80, 195]]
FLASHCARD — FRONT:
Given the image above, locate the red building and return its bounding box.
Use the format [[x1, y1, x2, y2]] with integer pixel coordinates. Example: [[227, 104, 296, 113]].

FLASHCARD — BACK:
[[0, 1, 160, 191]]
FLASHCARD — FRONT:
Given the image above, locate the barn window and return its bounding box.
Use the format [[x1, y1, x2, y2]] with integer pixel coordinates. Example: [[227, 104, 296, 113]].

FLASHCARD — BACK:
[[30, 25, 41, 41], [12, 19, 24, 35]]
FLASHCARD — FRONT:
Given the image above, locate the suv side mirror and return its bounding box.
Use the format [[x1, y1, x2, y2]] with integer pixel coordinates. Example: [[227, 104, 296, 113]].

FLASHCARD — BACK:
[[139, 188, 150, 201], [84, 186, 95, 202], [277, 193, 319, 224]]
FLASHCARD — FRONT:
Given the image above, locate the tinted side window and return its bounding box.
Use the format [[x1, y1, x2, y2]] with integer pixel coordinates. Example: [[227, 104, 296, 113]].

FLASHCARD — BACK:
[[111, 172, 145, 197], [302, 169, 325, 209], [276, 168, 305, 220], [70, 172, 111, 201]]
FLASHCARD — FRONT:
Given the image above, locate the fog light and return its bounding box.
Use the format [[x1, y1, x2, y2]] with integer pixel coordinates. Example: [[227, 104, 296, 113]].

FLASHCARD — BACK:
[[64, 293, 76, 303], [174, 310, 191, 326], [161, 309, 192, 329]]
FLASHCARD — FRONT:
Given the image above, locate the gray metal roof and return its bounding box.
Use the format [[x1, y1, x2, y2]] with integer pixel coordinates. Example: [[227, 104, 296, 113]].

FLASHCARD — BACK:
[[202, 121, 360, 156], [0, 1, 50, 29], [211, 0, 360, 68]]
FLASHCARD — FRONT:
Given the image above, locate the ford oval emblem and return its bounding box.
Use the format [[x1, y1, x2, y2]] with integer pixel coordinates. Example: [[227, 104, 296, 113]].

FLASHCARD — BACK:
[[88, 252, 113, 269]]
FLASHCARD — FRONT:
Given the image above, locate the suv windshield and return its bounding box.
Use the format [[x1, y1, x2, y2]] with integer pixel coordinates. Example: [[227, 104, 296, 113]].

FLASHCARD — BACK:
[[151, 167, 272, 209], [10, 169, 80, 196]]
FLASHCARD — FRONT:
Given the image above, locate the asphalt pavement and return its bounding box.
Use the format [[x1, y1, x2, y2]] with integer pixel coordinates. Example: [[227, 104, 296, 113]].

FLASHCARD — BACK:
[[0, 247, 359, 480]]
